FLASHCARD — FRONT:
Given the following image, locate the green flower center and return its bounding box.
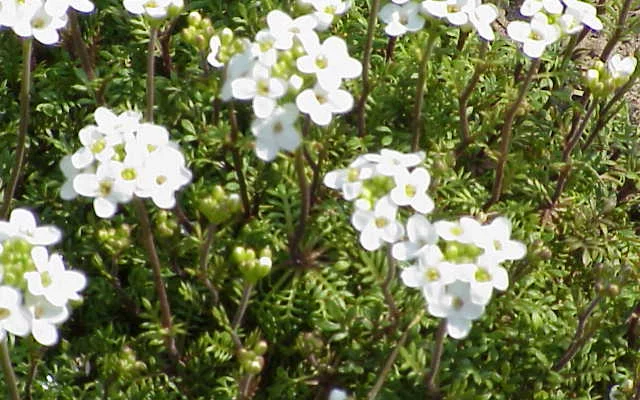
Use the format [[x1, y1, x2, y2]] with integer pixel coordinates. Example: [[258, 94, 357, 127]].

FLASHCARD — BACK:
[[257, 79, 270, 96], [474, 268, 491, 282], [375, 217, 388, 229], [347, 168, 360, 182], [425, 268, 440, 282], [324, 5, 336, 14], [41, 271, 53, 287], [0, 308, 10, 320], [99, 180, 113, 197], [404, 184, 416, 198], [121, 168, 137, 181], [156, 175, 168, 185], [315, 55, 328, 69], [91, 139, 106, 154], [452, 296, 464, 310], [273, 121, 284, 134]]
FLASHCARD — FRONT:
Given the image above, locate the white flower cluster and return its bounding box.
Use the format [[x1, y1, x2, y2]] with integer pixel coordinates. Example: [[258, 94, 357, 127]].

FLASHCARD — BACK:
[[0, 209, 86, 346], [123, 0, 182, 19], [379, 0, 499, 41], [586, 54, 638, 94], [60, 107, 192, 218], [507, 0, 603, 58], [0, 0, 94, 44], [324, 149, 526, 339], [207, 7, 362, 162]]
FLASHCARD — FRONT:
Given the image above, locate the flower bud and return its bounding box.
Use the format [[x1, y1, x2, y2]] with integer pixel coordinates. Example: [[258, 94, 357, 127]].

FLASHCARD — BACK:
[[187, 11, 202, 26], [254, 340, 268, 356], [606, 283, 620, 297]]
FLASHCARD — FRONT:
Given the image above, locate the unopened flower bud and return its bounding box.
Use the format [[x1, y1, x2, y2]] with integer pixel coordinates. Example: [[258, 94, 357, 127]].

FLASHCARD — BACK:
[[606, 283, 620, 297], [254, 340, 268, 356], [187, 11, 202, 26]]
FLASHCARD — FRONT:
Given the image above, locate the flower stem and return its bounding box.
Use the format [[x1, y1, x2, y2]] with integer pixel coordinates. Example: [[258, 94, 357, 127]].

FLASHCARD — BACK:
[[383, 246, 400, 323], [367, 311, 424, 400], [232, 282, 253, 332], [484, 58, 540, 209], [68, 11, 95, 81], [146, 26, 158, 122], [425, 320, 447, 397], [600, 0, 633, 61], [411, 31, 438, 152], [455, 41, 488, 156], [133, 198, 180, 364], [1, 38, 32, 220], [290, 148, 310, 264], [199, 223, 220, 304], [356, 0, 381, 137], [228, 103, 251, 218], [0, 339, 20, 400], [552, 295, 601, 371]]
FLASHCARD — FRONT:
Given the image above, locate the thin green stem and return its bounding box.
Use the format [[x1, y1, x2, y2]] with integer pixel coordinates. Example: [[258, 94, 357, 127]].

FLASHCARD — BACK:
[[411, 31, 438, 152], [367, 311, 424, 400], [425, 320, 447, 397], [133, 198, 180, 363], [199, 223, 220, 304], [383, 246, 400, 323], [146, 26, 158, 122], [1, 38, 33, 219], [356, 0, 381, 137], [0, 339, 20, 400], [484, 58, 540, 209]]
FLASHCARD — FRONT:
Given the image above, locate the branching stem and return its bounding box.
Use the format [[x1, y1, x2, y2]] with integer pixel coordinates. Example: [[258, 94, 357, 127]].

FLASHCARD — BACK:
[[456, 41, 488, 155], [552, 295, 601, 371], [228, 103, 251, 218]]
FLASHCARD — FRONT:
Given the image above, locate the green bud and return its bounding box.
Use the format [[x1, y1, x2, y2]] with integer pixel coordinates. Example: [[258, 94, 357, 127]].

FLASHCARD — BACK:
[[220, 28, 234, 46], [238, 348, 254, 363], [187, 11, 201, 26], [254, 340, 268, 356], [606, 283, 620, 297], [245, 357, 263, 374], [232, 247, 246, 265]]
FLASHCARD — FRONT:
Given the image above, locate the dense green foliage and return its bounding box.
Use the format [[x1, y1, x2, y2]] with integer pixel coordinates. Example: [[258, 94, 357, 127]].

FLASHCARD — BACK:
[[0, 0, 639, 398]]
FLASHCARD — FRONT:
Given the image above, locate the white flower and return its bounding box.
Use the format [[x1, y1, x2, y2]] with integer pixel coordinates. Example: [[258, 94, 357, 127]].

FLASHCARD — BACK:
[[231, 63, 287, 118], [507, 12, 561, 58], [519, 0, 563, 17], [297, 36, 362, 91], [135, 146, 192, 209], [467, 3, 499, 41], [60, 155, 82, 200], [389, 167, 434, 213], [434, 217, 482, 244], [351, 196, 404, 251], [378, 2, 425, 37], [220, 41, 256, 101], [401, 247, 458, 301], [459, 255, 509, 305], [24, 294, 69, 346], [392, 213, 438, 261], [73, 161, 133, 218], [0, 286, 30, 340], [328, 388, 348, 400], [428, 281, 485, 339], [266, 10, 318, 50], [252, 29, 279, 67], [251, 103, 301, 162], [323, 156, 376, 200], [44, 0, 94, 17], [207, 34, 224, 68], [123, 0, 182, 19], [295, 84, 354, 126], [71, 125, 121, 169], [562, 0, 602, 31], [607, 54, 637, 81], [24, 247, 87, 307], [363, 149, 425, 177], [0, 0, 18, 28], [475, 217, 526, 262], [308, 0, 350, 31], [0, 208, 61, 246], [422, 0, 472, 26], [12, 0, 67, 45]]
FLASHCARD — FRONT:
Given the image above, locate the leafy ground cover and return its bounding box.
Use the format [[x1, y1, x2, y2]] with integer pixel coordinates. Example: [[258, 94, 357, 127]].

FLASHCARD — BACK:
[[0, 0, 639, 399]]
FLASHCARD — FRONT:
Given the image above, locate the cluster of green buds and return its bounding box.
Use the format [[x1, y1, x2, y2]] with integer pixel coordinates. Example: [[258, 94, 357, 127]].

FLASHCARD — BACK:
[[206, 27, 248, 69], [154, 210, 178, 238], [238, 340, 268, 374], [585, 54, 638, 96], [182, 11, 215, 52], [232, 246, 272, 284], [593, 263, 622, 298], [198, 185, 242, 225], [0, 238, 35, 289], [96, 224, 132, 255]]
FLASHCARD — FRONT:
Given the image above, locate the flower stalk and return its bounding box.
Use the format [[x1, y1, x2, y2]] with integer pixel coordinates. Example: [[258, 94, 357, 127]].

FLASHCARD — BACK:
[[290, 148, 310, 264], [146, 26, 158, 122], [456, 41, 488, 156], [228, 103, 251, 218], [133, 198, 180, 363], [1, 38, 33, 219], [68, 11, 95, 81], [485, 58, 540, 209], [425, 319, 447, 397], [411, 30, 438, 152], [356, 0, 381, 137], [0, 339, 20, 400]]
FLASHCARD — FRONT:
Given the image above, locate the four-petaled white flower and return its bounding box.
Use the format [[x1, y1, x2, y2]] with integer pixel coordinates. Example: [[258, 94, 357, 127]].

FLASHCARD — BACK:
[[392, 213, 438, 261], [231, 63, 287, 118], [0, 286, 30, 340], [295, 84, 354, 126], [390, 167, 434, 213], [520, 0, 563, 17], [507, 12, 561, 58], [428, 281, 485, 339], [351, 196, 404, 251], [0, 208, 61, 246], [378, 2, 425, 37], [297, 36, 362, 91]]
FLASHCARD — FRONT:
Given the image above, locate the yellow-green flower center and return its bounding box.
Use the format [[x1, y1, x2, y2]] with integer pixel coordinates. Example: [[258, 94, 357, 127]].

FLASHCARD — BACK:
[[452, 296, 464, 310], [99, 180, 113, 196], [91, 139, 106, 154], [156, 175, 168, 185], [121, 168, 137, 181], [404, 184, 416, 198], [375, 217, 388, 229], [41, 271, 53, 287], [425, 268, 440, 282], [0, 308, 10, 320], [315, 55, 328, 69], [474, 268, 491, 282]]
